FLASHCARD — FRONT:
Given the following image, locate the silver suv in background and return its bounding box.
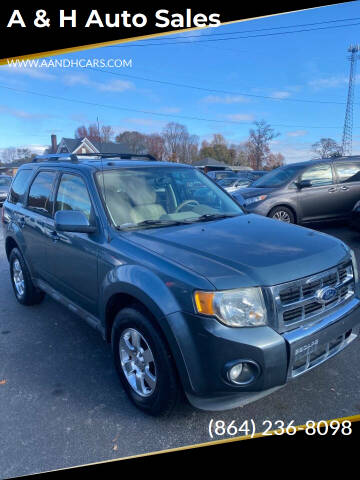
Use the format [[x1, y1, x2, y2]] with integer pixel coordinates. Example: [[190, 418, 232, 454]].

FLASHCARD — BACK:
[[233, 157, 360, 224]]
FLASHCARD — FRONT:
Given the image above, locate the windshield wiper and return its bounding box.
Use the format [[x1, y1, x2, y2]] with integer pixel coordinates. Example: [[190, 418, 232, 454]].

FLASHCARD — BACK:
[[116, 219, 188, 230], [184, 213, 239, 224]]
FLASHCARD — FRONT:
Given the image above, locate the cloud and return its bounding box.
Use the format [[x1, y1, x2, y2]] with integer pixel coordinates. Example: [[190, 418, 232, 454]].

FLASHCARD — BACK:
[[62, 73, 133, 92], [225, 113, 255, 122], [157, 107, 181, 114], [0, 65, 56, 81], [286, 130, 308, 137], [308, 75, 352, 90], [202, 95, 249, 104], [271, 91, 291, 99], [0, 104, 47, 120]]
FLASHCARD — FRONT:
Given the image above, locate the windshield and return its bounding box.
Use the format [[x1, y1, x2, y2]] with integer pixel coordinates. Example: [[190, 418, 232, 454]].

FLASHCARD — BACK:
[[251, 165, 304, 188], [97, 166, 243, 229], [0, 177, 11, 187]]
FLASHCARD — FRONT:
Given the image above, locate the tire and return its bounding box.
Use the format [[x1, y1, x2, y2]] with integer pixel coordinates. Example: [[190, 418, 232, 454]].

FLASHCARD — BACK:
[[9, 248, 45, 305], [111, 306, 181, 416], [269, 206, 295, 224]]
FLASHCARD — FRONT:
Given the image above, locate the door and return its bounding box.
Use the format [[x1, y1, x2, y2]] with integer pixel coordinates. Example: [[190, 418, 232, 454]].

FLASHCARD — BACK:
[[333, 161, 360, 216], [297, 163, 341, 222], [21, 170, 58, 281], [46, 172, 100, 316]]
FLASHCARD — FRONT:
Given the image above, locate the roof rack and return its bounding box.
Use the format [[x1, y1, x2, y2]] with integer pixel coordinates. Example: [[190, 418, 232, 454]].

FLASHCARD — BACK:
[[33, 153, 158, 163]]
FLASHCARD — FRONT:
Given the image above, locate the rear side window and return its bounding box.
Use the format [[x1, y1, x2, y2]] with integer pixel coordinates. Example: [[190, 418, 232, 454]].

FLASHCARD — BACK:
[[8, 170, 33, 204], [300, 163, 333, 186], [27, 171, 57, 215], [334, 163, 360, 183]]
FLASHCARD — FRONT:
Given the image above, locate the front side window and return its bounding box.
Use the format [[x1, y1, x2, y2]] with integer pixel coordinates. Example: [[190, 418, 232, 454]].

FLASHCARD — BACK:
[[27, 171, 57, 215], [55, 174, 92, 220], [334, 163, 360, 183], [8, 170, 32, 204], [300, 164, 333, 186], [97, 166, 243, 229]]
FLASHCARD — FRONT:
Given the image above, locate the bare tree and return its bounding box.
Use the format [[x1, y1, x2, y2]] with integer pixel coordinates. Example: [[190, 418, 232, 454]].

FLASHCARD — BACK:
[[311, 138, 341, 159], [75, 123, 114, 143], [1, 147, 17, 164], [115, 131, 148, 154], [247, 120, 280, 170], [264, 152, 285, 170], [162, 122, 198, 163], [145, 134, 165, 160]]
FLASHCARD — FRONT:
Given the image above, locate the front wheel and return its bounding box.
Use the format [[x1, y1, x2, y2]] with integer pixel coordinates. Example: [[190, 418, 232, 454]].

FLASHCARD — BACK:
[[111, 307, 181, 416], [9, 248, 45, 305], [269, 206, 295, 224]]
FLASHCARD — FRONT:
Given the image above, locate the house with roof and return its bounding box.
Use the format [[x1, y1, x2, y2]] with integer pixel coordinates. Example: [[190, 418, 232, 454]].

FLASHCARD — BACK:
[[48, 134, 130, 155]]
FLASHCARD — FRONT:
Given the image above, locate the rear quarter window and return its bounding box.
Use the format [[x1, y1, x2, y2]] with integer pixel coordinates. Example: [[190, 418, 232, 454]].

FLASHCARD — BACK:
[[8, 170, 33, 205]]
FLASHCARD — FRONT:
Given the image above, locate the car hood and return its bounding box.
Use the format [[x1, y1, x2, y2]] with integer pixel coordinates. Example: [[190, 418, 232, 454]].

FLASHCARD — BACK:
[[125, 214, 350, 290], [233, 186, 277, 199]]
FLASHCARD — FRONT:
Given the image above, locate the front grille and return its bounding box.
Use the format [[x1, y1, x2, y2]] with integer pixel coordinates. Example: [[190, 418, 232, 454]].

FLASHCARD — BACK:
[[271, 262, 355, 332]]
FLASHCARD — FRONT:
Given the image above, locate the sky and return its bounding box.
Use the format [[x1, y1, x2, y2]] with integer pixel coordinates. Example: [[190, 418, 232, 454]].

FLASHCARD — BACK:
[[1, 1, 360, 163]]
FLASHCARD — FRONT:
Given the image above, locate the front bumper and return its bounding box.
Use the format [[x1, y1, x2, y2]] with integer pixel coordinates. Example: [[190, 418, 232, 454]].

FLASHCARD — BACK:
[[166, 298, 360, 411]]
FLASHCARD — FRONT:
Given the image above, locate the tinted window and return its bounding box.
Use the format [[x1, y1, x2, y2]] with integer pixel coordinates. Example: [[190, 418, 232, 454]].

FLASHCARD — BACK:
[[27, 171, 57, 215], [334, 163, 360, 183], [55, 174, 92, 220], [8, 170, 33, 204], [301, 164, 333, 186], [251, 165, 303, 188]]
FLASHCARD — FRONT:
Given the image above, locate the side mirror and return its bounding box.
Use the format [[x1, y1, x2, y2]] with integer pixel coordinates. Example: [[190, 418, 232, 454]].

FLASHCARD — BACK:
[[54, 210, 96, 233], [296, 179, 312, 189]]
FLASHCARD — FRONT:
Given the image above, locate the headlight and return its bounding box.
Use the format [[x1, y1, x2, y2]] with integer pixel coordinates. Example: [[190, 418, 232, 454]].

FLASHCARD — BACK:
[[244, 195, 267, 206], [350, 249, 359, 297], [194, 288, 267, 327]]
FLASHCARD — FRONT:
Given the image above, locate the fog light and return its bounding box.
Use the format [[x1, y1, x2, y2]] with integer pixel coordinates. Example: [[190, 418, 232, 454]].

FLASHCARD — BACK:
[[226, 360, 260, 385], [229, 363, 243, 382]]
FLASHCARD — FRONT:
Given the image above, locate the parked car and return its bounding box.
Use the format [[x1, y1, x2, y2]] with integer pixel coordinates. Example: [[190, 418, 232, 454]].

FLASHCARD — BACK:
[[3, 153, 360, 416], [218, 177, 253, 192], [233, 157, 360, 224], [350, 200, 360, 231], [0, 175, 12, 206], [207, 170, 236, 181]]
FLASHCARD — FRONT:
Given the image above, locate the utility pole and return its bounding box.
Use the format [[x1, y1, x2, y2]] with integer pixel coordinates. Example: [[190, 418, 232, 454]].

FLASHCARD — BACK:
[[341, 44, 360, 156]]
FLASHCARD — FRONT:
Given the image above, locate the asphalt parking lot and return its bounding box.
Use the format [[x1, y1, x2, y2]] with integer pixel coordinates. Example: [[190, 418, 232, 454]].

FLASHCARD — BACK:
[[1, 217, 360, 478]]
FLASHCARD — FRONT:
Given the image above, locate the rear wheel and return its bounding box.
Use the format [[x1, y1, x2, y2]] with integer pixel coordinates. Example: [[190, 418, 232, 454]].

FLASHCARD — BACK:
[[269, 206, 295, 224], [111, 306, 180, 416], [9, 248, 45, 305]]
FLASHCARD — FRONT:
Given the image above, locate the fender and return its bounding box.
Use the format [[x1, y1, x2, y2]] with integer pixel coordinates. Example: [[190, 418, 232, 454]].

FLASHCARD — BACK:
[[99, 263, 196, 392], [5, 220, 33, 272]]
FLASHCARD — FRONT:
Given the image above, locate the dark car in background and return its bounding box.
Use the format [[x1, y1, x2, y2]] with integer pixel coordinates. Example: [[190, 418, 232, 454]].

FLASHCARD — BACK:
[[0, 175, 12, 206], [233, 157, 360, 224]]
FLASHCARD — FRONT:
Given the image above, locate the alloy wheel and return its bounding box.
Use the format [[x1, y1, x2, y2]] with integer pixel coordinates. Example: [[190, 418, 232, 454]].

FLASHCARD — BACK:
[[119, 328, 157, 397]]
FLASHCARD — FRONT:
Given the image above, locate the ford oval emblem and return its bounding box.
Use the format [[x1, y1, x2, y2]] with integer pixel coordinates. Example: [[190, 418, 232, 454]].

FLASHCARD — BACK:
[[315, 286, 337, 304]]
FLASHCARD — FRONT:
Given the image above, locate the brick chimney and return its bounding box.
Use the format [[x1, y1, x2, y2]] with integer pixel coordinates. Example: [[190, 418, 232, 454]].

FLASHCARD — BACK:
[[51, 134, 57, 153]]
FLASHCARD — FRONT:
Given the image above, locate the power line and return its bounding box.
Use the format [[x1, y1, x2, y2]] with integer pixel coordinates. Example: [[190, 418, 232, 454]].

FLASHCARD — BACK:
[[89, 67, 351, 106], [0, 82, 353, 130], [111, 21, 360, 47], [129, 16, 360, 41]]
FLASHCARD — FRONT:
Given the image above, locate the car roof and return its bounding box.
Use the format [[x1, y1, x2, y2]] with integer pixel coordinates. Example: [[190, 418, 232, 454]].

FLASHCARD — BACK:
[[285, 155, 360, 168]]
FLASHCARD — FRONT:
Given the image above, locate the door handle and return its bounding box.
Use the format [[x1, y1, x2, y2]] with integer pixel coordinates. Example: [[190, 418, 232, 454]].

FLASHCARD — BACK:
[[328, 187, 338, 193], [49, 230, 60, 242], [340, 186, 350, 191]]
